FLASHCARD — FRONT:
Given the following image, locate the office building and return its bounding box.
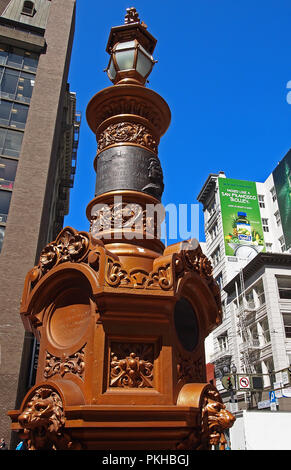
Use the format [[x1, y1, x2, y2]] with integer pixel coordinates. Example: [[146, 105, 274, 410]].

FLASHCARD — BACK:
[[198, 149, 291, 410], [0, 0, 79, 443]]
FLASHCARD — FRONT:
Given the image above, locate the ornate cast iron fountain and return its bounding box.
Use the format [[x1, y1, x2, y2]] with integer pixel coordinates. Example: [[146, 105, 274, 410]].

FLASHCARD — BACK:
[[8, 8, 235, 450]]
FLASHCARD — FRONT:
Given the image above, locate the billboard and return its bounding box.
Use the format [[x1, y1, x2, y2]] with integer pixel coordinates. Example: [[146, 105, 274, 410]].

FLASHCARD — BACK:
[[218, 177, 265, 259], [272, 150, 291, 250]]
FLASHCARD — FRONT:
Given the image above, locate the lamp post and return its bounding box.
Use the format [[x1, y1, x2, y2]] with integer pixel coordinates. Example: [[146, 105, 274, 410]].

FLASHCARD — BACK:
[[8, 8, 236, 450], [230, 364, 237, 404]]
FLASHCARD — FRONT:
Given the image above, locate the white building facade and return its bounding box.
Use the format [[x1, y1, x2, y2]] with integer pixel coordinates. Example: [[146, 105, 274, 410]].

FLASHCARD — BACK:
[[197, 149, 291, 411]]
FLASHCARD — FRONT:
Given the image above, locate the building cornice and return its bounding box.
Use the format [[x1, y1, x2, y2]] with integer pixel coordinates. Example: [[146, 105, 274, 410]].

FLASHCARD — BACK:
[[223, 252, 291, 295], [197, 174, 219, 207]]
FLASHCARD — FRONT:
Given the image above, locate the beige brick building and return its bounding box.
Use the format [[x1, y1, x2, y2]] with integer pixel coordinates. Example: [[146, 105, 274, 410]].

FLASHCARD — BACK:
[[0, 0, 79, 446]]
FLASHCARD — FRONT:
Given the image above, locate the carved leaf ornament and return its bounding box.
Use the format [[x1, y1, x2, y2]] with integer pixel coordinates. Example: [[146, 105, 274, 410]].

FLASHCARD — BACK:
[[98, 122, 158, 155], [110, 343, 154, 388]]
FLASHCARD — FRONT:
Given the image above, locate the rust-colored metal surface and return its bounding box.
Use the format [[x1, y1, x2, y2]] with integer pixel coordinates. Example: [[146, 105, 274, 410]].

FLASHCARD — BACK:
[[8, 8, 235, 450]]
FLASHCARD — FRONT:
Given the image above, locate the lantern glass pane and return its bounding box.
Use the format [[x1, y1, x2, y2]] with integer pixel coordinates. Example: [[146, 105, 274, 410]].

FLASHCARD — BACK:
[[136, 50, 152, 77], [139, 44, 153, 60], [115, 49, 135, 71], [107, 58, 116, 80], [115, 40, 135, 50]]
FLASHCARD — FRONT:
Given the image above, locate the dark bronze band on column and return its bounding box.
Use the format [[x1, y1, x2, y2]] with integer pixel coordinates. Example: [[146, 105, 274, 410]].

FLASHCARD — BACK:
[[95, 145, 164, 200]]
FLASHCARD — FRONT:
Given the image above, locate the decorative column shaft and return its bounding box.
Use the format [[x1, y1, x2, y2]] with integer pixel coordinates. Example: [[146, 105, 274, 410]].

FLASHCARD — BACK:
[[85, 11, 170, 255]]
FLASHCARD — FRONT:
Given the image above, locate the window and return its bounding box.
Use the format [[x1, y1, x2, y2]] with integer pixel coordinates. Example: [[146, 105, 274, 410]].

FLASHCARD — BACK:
[[0, 225, 5, 252], [254, 362, 262, 374], [0, 189, 12, 222], [266, 243, 272, 252], [279, 235, 286, 252], [208, 199, 216, 218], [218, 333, 228, 352], [221, 299, 227, 320], [208, 223, 218, 242], [0, 67, 19, 100], [270, 186, 277, 202], [255, 280, 265, 307], [0, 128, 23, 157], [0, 67, 36, 103], [243, 279, 266, 308], [0, 45, 38, 72], [265, 358, 275, 385], [211, 246, 221, 266], [258, 194, 265, 208], [245, 289, 255, 309], [16, 72, 35, 103], [274, 210, 281, 226], [0, 100, 28, 129], [260, 318, 270, 344], [7, 49, 24, 69], [250, 325, 259, 344], [215, 272, 223, 290], [0, 158, 17, 189], [262, 218, 269, 232], [282, 313, 291, 338], [23, 51, 38, 72], [0, 47, 8, 66], [22, 1, 35, 16], [277, 276, 291, 299]]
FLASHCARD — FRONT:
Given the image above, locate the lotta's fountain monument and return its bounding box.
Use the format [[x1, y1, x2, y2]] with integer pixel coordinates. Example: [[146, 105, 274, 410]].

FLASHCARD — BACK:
[[8, 8, 235, 450]]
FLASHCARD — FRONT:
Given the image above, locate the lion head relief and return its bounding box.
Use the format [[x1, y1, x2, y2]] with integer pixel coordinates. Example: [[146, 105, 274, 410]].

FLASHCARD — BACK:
[[18, 386, 66, 450], [201, 389, 236, 449]]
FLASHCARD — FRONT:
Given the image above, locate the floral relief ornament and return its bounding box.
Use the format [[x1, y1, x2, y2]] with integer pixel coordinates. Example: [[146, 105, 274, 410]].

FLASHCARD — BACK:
[[97, 122, 158, 154], [39, 228, 90, 273]]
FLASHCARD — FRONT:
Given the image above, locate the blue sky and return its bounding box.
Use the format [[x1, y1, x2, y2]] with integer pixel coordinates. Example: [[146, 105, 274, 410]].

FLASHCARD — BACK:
[[64, 0, 291, 243]]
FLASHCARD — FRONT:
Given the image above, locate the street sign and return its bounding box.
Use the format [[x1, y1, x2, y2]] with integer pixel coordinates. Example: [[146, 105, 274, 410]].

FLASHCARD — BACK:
[[238, 375, 250, 389], [283, 387, 291, 398], [273, 382, 283, 398], [282, 371, 289, 385], [258, 400, 270, 409], [269, 391, 276, 403], [274, 381, 281, 390], [251, 375, 264, 390]]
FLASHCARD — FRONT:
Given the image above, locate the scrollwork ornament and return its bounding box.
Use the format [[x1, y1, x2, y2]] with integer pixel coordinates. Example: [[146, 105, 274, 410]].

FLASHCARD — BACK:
[[105, 259, 132, 287], [44, 347, 85, 380], [177, 355, 204, 384], [110, 343, 154, 388], [145, 264, 173, 290], [177, 242, 213, 280]]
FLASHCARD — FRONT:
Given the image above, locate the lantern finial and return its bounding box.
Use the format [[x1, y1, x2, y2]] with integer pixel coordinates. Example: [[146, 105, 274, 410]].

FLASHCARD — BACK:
[[124, 7, 148, 29], [124, 7, 140, 24]]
